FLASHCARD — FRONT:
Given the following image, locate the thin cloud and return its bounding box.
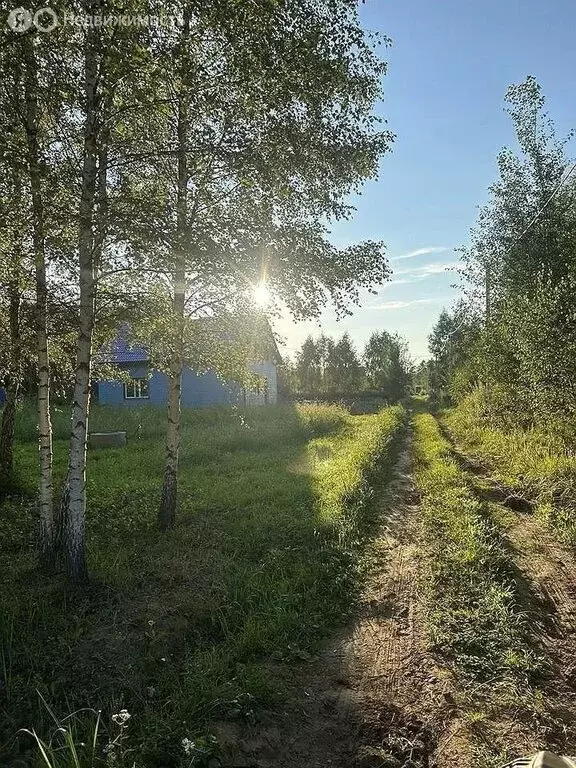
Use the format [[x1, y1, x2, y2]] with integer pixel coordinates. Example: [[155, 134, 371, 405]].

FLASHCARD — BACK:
[[391, 246, 449, 262], [388, 277, 421, 286], [369, 298, 451, 311], [393, 261, 457, 278]]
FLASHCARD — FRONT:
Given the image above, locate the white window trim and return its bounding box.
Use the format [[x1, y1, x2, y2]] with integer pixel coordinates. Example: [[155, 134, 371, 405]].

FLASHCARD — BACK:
[[123, 378, 150, 399]]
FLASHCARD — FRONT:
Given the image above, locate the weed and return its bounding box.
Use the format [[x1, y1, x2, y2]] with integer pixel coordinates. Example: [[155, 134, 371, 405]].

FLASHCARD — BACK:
[[411, 413, 541, 684]]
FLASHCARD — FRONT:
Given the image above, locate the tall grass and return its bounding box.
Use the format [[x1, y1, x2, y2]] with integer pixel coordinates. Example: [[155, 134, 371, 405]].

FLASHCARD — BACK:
[[12, 397, 350, 444], [443, 395, 576, 544], [1, 402, 405, 767], [412, 413, 540, 684]]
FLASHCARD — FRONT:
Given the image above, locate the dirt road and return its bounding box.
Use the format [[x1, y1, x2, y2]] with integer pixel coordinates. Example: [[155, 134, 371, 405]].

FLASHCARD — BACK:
[[209, 438, 463, 767], [209, 426, 576, 767]]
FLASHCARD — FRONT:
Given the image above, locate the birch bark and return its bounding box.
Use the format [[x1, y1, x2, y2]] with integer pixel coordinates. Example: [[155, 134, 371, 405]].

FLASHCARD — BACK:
[[65, 21, 99, 583], [158, 16, 189, 531], [23, 38, 55, 567]]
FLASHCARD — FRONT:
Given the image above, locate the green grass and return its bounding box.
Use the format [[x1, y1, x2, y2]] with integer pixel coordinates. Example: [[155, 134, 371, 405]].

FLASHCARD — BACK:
[[0, 401, 406, 767], [442, 394, 576, 545], [411, 412, 540, 685]]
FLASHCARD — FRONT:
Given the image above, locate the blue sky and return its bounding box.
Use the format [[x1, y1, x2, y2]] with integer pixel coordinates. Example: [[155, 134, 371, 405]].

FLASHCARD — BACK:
[[275, 0, 576, 361]]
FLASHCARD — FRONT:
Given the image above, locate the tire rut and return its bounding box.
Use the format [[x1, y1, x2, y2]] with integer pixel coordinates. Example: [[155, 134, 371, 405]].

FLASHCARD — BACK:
[[441, 422, 576, 756]]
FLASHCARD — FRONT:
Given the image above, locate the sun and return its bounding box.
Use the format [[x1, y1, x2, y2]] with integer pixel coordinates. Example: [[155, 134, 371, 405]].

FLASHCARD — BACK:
[[252, 281, 271, 307]]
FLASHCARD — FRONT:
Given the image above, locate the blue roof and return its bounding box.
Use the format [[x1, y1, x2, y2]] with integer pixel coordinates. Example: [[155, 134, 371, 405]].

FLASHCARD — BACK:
[[100, 335, 148, 364], [100, 315, 281, 366]]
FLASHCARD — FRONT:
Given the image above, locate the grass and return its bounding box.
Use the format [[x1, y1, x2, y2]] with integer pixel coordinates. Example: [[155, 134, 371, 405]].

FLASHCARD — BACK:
[[410, 407, 564, 765], [0, 401, 406, 767], [442, 394, 576, 545], [411, 411, 540, 685]]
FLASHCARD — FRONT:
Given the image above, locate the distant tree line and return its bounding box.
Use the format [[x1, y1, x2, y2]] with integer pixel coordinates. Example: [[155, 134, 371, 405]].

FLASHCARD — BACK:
[[427, 76, 576, 436], [285, 330, 412, 402]]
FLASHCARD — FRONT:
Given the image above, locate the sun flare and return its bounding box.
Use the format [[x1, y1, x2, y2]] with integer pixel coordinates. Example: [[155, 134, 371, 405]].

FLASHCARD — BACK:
[[252, 281, 271, 307]]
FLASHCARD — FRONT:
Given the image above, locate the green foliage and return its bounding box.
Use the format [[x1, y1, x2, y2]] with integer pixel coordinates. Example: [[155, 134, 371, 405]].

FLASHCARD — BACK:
[[430, 76, 576, 427], [427, 305, 481, 405], [294, 332, 364, 395], [291, 330, 412, 401], [412, 412, 540, 684], [363, 330, 412, 401], [1, 0, 396, 574], [1, 403, 405, 766], [330, 333, 364, 394]]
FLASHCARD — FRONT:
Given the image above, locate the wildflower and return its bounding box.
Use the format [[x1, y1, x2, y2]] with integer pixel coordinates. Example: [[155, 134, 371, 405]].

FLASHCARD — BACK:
[[112, 709, 131, 726], [182, 737, 195, 756], [103, 742, 118, 764]]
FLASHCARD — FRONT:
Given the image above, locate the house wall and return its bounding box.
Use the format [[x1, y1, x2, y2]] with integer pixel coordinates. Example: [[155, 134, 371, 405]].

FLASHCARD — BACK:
[[181, 368, 242, 407], [98, 364, 166, 406], [98, 362, 277, 408], [248, 360, 278, 405]]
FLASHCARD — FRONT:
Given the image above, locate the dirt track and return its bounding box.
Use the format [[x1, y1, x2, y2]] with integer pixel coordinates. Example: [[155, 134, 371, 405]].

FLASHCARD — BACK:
[[443, 433, 576, 763], [209, 437, 465, 768], [209, 428, 576, 768]]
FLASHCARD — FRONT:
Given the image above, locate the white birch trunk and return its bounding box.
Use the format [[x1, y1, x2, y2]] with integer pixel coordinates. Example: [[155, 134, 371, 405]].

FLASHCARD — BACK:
[[65, 21, 99, 584], [23, 38, 55, 568], [158, 19, 189, 530], [158, 324, 184, 530]]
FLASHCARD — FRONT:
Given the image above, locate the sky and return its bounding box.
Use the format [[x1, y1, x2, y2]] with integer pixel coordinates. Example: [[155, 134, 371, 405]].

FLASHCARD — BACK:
[[273, 0, 576, 362]]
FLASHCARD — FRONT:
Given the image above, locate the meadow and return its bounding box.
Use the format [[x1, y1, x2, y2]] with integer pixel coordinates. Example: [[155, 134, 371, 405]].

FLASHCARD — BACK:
[[0, 401, 406, 767]]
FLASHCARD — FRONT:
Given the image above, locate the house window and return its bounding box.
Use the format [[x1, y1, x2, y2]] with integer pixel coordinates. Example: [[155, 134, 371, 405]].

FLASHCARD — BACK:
[[124, 378, 149, 399]]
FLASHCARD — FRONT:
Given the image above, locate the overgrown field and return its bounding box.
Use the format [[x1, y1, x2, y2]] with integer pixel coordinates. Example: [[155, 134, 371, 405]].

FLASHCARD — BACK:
[[411, 411, 540, 685], [442, 394, 576, 545], [0, 402, 406, 767]]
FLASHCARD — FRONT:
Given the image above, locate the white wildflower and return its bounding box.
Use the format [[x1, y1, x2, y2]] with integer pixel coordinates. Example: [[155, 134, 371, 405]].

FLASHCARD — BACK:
[[182, 737, 195, 756], [111, 709, 131, 726]]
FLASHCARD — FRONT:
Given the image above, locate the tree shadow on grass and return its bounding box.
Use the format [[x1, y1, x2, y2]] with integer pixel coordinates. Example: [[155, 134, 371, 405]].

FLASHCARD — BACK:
[[0, 403, 406, 767]]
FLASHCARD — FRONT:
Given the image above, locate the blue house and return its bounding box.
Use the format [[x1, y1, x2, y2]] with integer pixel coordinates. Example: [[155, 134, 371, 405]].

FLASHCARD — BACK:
[[96, 324, 280, 408]]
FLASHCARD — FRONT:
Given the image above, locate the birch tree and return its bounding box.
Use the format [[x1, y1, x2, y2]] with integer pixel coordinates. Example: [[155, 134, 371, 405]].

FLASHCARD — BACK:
[[454, 77, 576, 424], [157, 10, 191, 530], [1, 23, 78, 562], [2, 0, 394, 577], [0, 65, 26, 480], [146, 0, 393, 529], [0, 178, 24, 480], [61, 0, 176, 580], [364, 331, 412, 401], [22, 36, 56, 566], [62, 5, 101, 583]]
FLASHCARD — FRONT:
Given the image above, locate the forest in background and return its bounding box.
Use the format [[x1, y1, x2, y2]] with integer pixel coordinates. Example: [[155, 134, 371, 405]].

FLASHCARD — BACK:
[[282, 330, 412, 401]]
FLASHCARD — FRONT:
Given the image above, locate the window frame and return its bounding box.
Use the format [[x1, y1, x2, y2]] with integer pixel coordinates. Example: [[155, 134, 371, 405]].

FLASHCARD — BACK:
[[123, 377, 150, 400]]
